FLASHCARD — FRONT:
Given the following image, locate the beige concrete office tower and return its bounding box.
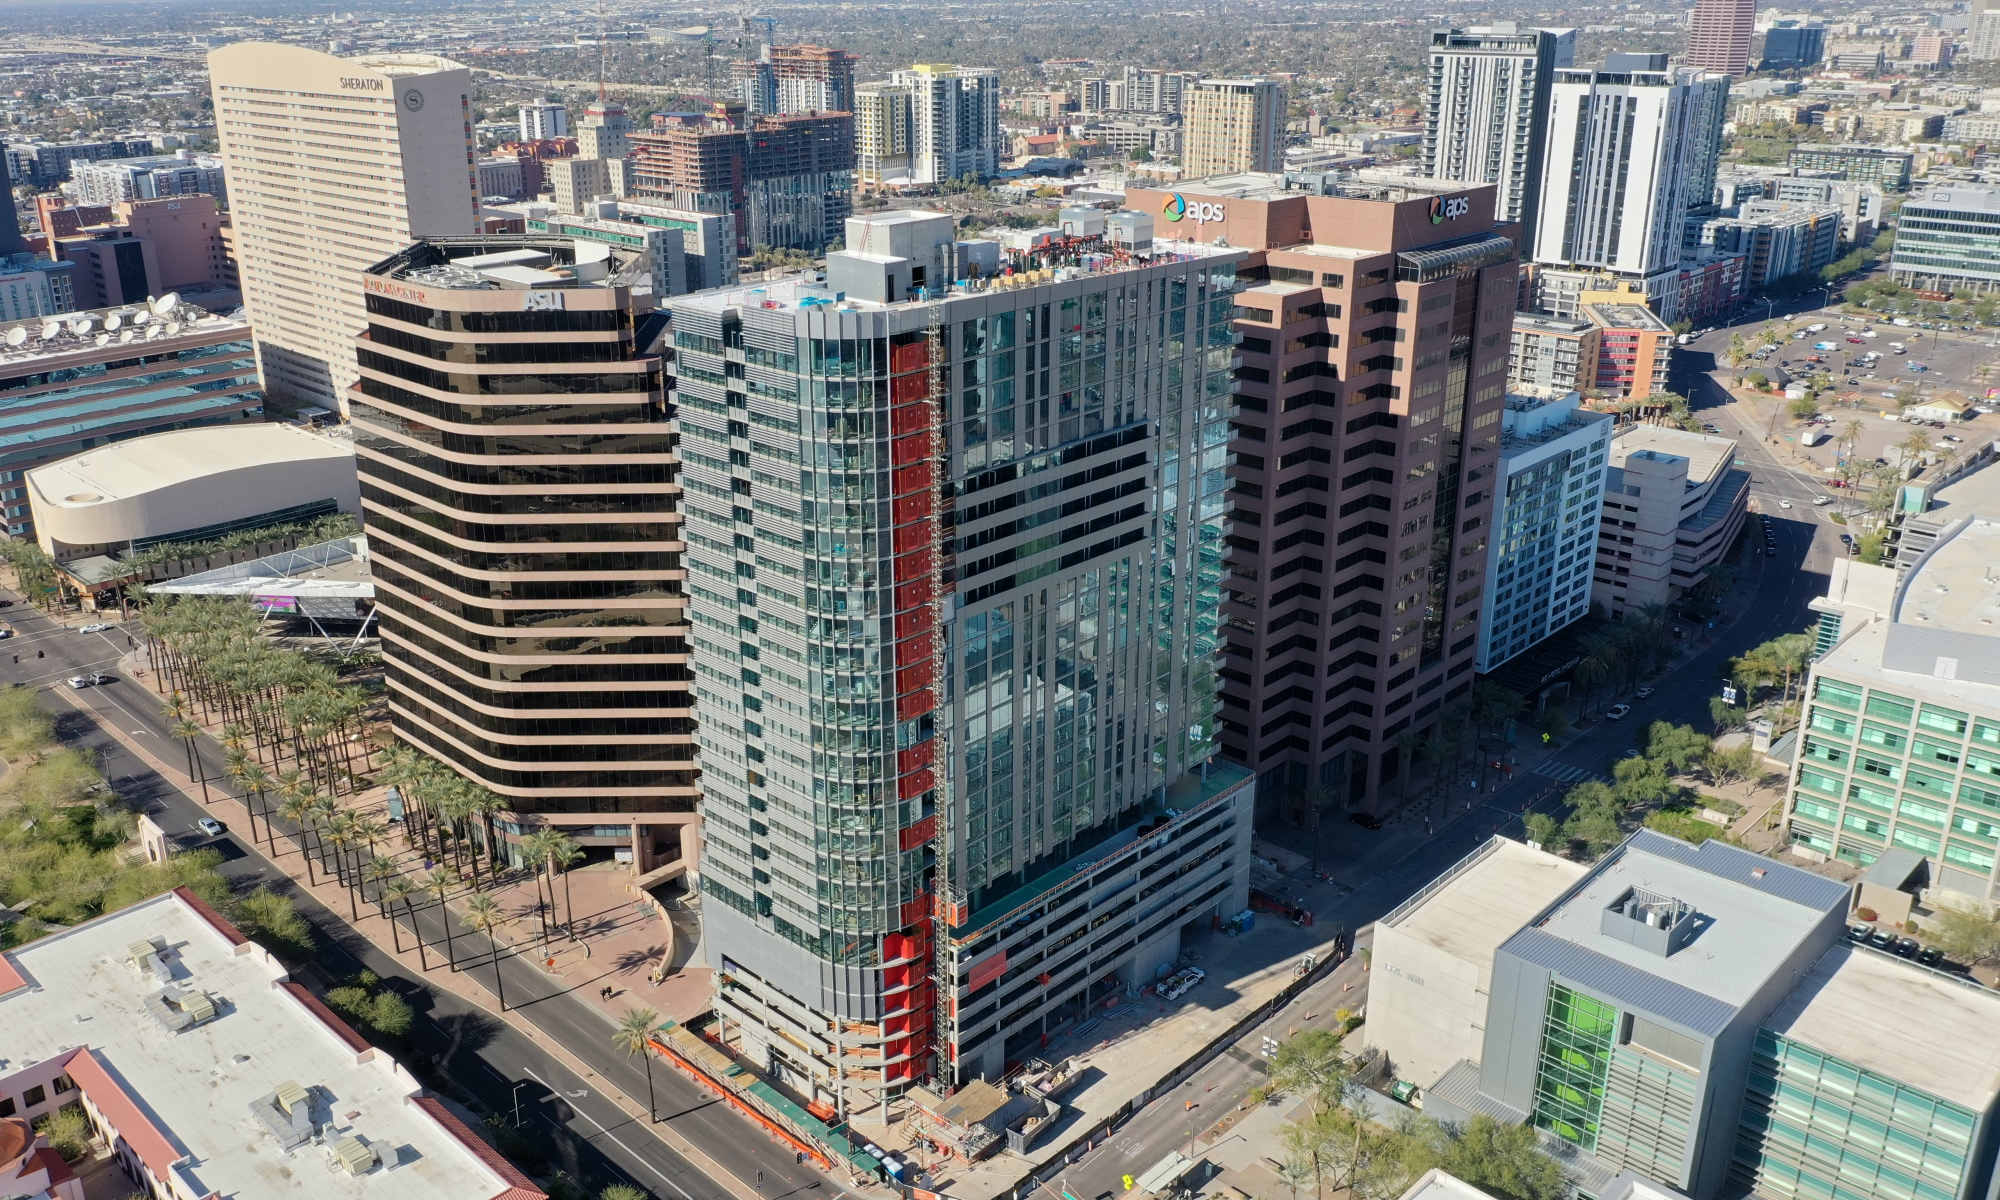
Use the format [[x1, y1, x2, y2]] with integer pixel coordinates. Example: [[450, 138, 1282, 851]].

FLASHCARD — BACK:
[[1182, 78, 1285, 178], [209, 43, 478, 416]]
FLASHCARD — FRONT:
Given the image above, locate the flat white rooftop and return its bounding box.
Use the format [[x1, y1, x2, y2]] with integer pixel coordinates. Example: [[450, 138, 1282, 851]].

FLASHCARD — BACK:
[[26, 423, 353, 510], [0, 890, 539, 1199], [1765, 944, 2000, 1110], [1610, 425, 1738, 490], [1382, 838, 1585, 965]]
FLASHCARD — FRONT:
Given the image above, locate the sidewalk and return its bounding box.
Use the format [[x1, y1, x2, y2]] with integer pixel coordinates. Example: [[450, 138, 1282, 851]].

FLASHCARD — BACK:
[[58, 661, 781, 1200]]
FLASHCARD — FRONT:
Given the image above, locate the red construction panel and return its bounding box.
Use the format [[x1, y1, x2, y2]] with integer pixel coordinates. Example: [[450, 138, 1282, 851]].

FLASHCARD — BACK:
[[891, 341, 928, 374], [891, 432, 930, 466], [965, 948, 1009, 991], [895, 606, 936, 641], [899, 814, 938, 850], [895, 577, 935, 612], [893, 462, 936, 496], [893, 546, 935, 584], [891, 402, 930, 435], [897, 660, 936, 696], [896, 688, 935, 722], [893, 518, 933, 553], [895, 630, 938, 665], [898, 740, 936, 774], [890, 372, 928, 403], [892, 494, 931, 524], [898, 767, 935, 802]]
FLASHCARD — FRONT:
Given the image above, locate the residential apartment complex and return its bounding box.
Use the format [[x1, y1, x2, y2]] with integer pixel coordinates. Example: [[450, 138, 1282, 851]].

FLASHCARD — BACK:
[[1787, 521, 2000, 907], [209, 43, 478, 415], [1181, 78, 1285, 178], [1788, 144, 1913, 191], [1423, 25, 1576, 241], [518, 100, 568, 140], [350, 237, 697, 876], [1509, 312, 1599, 396], [0, 301, 260, 540], [1476, 393, 1612, 673], [1594, 425, 1748, 618], [67, 151, 226, 209], [854, 65, 1002, 188], [1700, 200, 1843, 291], [730, 44, 857, 117], [1406, 831, 2000, 1200], [1126, 173, 1517, 812], [1892, 186, 2000, 297], [1532, 55, 1729, 317], [627, 112, 855, 253], [670, 210, 1254, 1108], [1585, 303, 1674, 402], [0, 888, 547, 1200]]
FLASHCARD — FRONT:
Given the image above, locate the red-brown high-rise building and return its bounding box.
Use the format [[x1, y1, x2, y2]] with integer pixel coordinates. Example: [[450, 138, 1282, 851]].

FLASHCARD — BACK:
[[628, 112, 853, 253], [1687, 0, 1755, 76], [1127, 175, 1520, 819]]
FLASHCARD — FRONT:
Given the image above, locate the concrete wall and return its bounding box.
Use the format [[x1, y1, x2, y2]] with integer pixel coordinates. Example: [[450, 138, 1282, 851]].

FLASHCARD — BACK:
[[1368, 921, 1494, 1088]]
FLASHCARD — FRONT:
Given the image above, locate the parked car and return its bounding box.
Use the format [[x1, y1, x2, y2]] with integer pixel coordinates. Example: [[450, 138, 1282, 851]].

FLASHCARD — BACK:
[[196, 817, 224, 837], [1635, 685, 1655, 699], [0, 627, 11, 639], [1847, 923, 1872, 942], [1606, 703, 1632, 720], [1868, 929, 1897, 950], [1846, 336, 1864, 344], [1917, 946, 1946, 968], [1892, 936, 1920, 958]]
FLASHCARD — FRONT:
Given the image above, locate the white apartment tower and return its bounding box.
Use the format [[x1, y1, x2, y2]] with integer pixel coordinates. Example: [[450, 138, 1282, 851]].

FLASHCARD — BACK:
[[1182, 78, 1285, 179], [209, 43, 478, 414], [1532, 55, 1728, 305], [518, 101, 569, 141], [886, 65, 1001, 185], [1424, 25, 1575, 242]]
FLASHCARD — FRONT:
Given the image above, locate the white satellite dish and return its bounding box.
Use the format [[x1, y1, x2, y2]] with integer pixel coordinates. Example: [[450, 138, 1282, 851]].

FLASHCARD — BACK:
[[5, 327, 25, 348], [145, 326, 162, 340], [166, 320, 182, 335], [117, 329, 134, 343], [104, 313, 121, 332], [151, 292, 180, 316], [69, 316, 93, 336], [93, 333, 109, 346], [134, 310, 152, 325], [38, 321, 58, 340]]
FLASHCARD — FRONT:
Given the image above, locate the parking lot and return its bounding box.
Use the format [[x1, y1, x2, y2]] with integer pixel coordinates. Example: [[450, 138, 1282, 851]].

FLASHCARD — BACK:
[[1739, 315, 1996, 411]]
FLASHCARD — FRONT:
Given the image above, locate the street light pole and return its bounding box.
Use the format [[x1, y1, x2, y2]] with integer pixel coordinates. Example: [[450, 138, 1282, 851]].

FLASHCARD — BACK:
[[512, 1080, 528, 1128]]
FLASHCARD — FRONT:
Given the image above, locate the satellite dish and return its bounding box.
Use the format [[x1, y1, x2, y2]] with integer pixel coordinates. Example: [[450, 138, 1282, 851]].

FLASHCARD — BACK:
[[38, 321, 58, 340], [5, 327, 25, 348], [104, 313, 121, 332], [117, 330, 133, 343], [166, 320, 182, 335], [134, 310, 153, 325], [69, 316, 93, 336], [94, 333, 109, 346], [145, 326, 162, 340], [151, 292, 180, 315]]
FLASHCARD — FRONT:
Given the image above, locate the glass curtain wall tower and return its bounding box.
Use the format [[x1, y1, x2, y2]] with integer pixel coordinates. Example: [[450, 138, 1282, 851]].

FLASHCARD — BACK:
[[672, 211, 1255, 1110]]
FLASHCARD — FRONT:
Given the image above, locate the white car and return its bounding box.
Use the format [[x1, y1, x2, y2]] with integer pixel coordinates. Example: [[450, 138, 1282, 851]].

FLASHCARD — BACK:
[[196, 817, 224, 837], [1606, 703, 1632, 721], [1779, 499, 1793, 509], [77, 622, 113, 634], [1813, 495, 1831, 506]]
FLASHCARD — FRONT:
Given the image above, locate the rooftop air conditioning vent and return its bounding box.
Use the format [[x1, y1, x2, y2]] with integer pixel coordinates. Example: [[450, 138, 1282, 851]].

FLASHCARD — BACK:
[[331, 1134, 380, 1176]]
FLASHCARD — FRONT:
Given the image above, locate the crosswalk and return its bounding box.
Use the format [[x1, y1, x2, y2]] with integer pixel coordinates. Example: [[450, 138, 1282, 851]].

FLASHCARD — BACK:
[[1530, 759, 1594, 784]]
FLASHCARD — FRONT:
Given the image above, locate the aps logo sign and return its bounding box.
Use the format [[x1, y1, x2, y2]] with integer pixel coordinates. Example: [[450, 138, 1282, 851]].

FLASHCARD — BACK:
[[1163, 192, 1225, 225], [1429, 195, 1471, 224]]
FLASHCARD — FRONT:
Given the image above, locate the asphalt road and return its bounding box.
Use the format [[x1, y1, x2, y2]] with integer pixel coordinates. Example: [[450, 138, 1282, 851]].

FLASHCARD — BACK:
[[0, 594, 820, 1200]]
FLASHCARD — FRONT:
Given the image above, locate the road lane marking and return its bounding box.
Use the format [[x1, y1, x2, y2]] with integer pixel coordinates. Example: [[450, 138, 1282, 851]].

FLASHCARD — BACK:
[[522, 1067, 696, 1200]]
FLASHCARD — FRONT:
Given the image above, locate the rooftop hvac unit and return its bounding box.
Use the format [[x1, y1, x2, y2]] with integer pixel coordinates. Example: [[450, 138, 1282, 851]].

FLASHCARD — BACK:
[[331, 1135, 379, 1176], [146, 985, 218, 1032], [276, 1080, 309, 1115], [252, 1079, 318, 1150]]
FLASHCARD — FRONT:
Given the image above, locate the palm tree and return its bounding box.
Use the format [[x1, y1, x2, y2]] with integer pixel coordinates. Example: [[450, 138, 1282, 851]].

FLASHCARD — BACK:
[[611, 1008, 663, 1122], [382, 876, 418, 959], [324, 813, 361, 920], [363, 855, 397, 917], [167, 711, 210, 804], [276, 793, 319, 887], [520, 829, 558, 945], [424, 868, 461, 971], [464, 892, 507, 1011], [548, 833, 584, 939]]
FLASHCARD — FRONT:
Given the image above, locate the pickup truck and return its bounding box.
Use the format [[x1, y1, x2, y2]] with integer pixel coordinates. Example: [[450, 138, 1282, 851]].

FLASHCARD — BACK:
[[1814, 341, 1836, 351]]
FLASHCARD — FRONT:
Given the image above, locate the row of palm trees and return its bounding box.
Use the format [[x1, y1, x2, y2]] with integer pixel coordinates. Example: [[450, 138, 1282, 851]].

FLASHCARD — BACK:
[[142, 596, 372, 798]]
